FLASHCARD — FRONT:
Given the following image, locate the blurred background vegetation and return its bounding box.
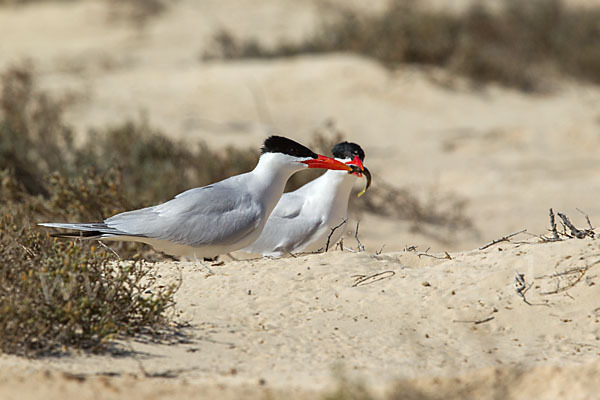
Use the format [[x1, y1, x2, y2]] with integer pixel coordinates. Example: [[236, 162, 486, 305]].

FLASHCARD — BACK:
[[204, 0, 600, 92]]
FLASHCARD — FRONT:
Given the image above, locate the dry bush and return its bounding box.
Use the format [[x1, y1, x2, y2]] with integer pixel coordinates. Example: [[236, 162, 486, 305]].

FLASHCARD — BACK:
[[0, 199, 177, 356], [81, 121, 259, 208], [0, 64, 180, 355], [106, 0, 167, 27], [0, 63, 77, 196], [204, 0, 600, 91], [0, 62, 259, 215]]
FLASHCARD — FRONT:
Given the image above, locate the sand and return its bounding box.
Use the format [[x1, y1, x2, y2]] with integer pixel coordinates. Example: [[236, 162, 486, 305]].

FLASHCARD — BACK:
[[1, 239, 600, 399], [1, 0, 600, 398]]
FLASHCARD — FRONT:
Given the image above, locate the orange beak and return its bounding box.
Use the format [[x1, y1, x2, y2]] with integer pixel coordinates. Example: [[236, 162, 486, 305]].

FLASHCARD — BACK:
[[301, 155, 353, 171], [346, 155, 365, 176]]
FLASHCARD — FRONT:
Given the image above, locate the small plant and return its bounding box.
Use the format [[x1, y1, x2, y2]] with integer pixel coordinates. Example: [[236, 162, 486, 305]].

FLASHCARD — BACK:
[[0, 211, 178, 356]]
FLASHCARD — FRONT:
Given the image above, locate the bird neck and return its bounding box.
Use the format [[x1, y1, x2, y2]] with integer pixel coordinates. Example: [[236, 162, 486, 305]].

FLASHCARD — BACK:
[[250, 153, 304, 214], [312, 170, 357, 211]]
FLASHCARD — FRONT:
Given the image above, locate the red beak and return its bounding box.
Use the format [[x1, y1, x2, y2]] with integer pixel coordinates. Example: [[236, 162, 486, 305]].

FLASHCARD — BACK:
[[301, 155, 353, 171], [346, 155, 365, 176]]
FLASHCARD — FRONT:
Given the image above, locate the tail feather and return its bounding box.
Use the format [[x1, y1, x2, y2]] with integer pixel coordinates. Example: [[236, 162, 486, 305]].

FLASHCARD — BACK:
[[37, 222, 143, 239], [48, 230, 104, 239]]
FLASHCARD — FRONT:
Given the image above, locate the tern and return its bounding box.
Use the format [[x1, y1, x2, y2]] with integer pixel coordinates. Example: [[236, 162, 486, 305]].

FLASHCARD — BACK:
[[242, 141, 370, 257], [39, 136, 356, 258]]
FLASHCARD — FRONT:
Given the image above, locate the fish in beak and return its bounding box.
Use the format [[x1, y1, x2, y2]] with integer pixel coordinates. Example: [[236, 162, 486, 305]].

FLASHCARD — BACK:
[[346, 155, 372, 197]]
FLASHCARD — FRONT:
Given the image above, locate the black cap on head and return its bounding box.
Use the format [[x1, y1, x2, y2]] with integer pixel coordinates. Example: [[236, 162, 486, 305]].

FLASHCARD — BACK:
[[331, 142, 365, 161], [261, 136, 317, 159]]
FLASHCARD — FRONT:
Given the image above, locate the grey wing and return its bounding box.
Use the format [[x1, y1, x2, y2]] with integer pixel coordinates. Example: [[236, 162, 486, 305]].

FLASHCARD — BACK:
[[270, 192, 305, 220], [245, 192, 322, 254], [105, 185, 262, 247]]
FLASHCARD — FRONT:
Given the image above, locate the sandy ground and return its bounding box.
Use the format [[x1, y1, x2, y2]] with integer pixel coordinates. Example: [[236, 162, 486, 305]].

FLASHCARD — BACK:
[[1, 0, 600, 398], [1, 239, 600, 399]]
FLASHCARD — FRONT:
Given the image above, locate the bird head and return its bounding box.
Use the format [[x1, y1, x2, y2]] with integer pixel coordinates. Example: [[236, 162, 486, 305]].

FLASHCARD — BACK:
[[261, 136, 353, 172], [331, 141, 372, 197]]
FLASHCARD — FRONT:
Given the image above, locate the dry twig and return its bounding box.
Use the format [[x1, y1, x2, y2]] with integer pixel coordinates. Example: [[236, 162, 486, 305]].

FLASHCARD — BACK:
[[514, 273, 532, 305], [351, 271, 395, 287], [514, 273, 550, 306], [354, 221, 365, 252], [325, 218, 347, 252], [577, 208, 595, 234], [453, 316, 495, 325], [538, 260, 600, 295], [557, 212, 594, 239], [417, 248, 452, 259], [480, 229, 527, 250], [549, 208, 560, 241]]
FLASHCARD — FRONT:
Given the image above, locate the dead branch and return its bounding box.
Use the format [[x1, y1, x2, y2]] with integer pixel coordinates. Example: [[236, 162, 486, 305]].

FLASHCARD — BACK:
[[557, 212, 594, 239], [325, 218, 348, 252], [351, 271, 395, 287], [577, 208, 595, 233], [354, 221, 365, 252], [479, 229, 527, 250], [453, 316, 495, 325], [417, 248, 452, 260], [549, 208, 560, 240], [286, 251, 297, 258], [538, 261, 600, 295], [514, 273, 532, 305], [536, 266, 591, 280]]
